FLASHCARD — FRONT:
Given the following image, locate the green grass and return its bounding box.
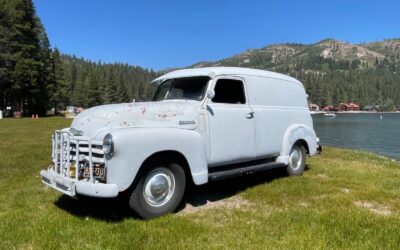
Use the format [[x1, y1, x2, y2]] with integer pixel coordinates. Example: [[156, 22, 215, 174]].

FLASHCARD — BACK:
[[0, 117, 399, 249]]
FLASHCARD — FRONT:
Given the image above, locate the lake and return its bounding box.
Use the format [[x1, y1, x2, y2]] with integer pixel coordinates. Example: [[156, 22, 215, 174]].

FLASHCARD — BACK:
[[313, 113, 400, 160]]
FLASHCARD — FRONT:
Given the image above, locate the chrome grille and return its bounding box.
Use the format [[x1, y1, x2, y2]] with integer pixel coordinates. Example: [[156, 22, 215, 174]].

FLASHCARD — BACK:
[[52, 130, 105, 183]]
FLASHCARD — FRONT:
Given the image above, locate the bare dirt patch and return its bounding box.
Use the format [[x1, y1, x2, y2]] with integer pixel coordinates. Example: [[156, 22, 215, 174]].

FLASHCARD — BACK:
[[298, 202, 309, 207], [180, 196, 252, 215], [317, 174, 328, 179], [354, 201, 392, 216], [310, 174, 330, 181], [340, 188, 350, 193]]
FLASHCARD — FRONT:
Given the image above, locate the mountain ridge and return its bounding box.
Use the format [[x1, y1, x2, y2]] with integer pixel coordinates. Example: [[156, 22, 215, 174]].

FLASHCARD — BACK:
[[189, 38, 400, 108], [192, 38, 400, 69], [59, 38, 400, 109]]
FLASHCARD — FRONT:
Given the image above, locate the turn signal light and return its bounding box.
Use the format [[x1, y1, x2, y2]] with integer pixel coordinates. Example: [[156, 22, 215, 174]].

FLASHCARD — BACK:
[[69, 163, 76, 177]]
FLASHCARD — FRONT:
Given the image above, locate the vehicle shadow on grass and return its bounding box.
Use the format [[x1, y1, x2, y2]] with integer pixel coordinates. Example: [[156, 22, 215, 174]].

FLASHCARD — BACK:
[[54, 195, 135, 222], [179, 167, 291, 211], [54, 166, 308, 221]]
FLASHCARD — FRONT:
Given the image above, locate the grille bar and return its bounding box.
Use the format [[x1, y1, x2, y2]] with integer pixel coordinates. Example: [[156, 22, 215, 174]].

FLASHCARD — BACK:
[[66, 134, 71, 178], [89, 141, 93, 182], [60, 133, 64, 175], [76, 139, 79, 180]]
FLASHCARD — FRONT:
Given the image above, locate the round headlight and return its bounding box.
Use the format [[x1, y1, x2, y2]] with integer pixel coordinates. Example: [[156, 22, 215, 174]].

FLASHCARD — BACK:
[[103, 134, 114, 155]]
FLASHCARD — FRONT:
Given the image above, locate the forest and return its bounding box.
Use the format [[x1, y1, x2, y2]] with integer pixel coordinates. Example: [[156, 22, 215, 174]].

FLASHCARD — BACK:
[[0, 0, 157, 116], [1, 0, 400, 116]]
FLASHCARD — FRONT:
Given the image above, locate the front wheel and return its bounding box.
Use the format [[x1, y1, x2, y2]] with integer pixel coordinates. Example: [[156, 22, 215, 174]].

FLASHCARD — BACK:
[[286, 144, 306, 176], [129, 162, 186, 219]]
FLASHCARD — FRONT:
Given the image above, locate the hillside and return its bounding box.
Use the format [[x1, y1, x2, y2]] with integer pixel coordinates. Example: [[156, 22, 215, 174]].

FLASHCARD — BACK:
[[361, 39, 400, 62], [64, 39, 400, 109], [192, 39, 400, 108]]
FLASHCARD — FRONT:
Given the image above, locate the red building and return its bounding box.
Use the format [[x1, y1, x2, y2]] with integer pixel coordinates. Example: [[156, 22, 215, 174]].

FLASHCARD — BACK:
[[338, 102, 360, 111], [323, 105, 335, 112]]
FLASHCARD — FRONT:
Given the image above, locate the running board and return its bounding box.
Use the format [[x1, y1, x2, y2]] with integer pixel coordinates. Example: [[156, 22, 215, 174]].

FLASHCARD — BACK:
[[208, 161, 285, 181]]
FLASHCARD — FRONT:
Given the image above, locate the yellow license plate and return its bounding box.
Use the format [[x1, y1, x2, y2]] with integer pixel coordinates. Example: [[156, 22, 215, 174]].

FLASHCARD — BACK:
[[84, 165, 105, 178]]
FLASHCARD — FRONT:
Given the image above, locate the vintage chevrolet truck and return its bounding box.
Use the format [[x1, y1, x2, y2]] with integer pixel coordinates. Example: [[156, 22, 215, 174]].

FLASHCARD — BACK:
[[41, 67, 321, 219]]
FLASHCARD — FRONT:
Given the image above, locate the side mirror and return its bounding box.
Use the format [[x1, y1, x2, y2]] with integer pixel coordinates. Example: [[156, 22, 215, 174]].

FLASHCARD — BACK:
[[206, 90, 215, 99], [201, 90, 215, 109]]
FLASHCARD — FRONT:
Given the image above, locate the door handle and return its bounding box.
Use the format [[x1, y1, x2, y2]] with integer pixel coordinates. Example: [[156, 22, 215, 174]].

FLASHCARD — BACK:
[[246, 112, 254, 119]]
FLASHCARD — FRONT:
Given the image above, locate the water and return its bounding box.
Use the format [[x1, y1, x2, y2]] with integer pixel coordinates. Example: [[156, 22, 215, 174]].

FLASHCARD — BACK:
[[313, 113, 400, 160]]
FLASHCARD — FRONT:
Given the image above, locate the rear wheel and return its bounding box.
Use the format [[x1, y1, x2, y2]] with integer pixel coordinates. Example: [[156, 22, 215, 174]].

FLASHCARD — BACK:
[[129, 162, 186, 219], [286, 143, 306, 176]]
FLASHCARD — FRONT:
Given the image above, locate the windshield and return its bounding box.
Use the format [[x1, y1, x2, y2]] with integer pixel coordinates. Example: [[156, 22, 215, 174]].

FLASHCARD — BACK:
[[152, 76, 209, 101]]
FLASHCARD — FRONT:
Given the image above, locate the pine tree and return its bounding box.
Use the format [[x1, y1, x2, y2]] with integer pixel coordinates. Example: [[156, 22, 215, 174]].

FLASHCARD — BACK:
[[0, 0, 51, 115], [48, 48, 68, 114], [0, 1, 13, 111], [86, 67, 101, 107], [35, 17, 52, 114]]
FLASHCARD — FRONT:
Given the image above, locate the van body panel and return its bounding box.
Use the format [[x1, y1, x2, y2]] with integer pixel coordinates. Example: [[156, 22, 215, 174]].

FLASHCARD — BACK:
[[41, 67, 320, 200]]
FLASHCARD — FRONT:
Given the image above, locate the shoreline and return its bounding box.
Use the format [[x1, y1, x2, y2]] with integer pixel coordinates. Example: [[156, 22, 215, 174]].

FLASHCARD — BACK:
[[311, 111, 400, 114], [321, 146, 399, 162]]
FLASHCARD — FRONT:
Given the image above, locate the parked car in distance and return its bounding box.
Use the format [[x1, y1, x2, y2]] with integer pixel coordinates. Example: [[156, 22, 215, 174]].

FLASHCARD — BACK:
[[41, 67, 321, 219]]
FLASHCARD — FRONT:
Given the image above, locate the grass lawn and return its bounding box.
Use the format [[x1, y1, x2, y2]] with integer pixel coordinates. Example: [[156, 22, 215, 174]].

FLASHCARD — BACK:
[[0, 117, 399, 249]]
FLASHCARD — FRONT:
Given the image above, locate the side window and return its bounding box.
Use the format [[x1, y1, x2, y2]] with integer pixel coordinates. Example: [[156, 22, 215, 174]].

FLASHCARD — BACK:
[[212, 79, 246, 104]]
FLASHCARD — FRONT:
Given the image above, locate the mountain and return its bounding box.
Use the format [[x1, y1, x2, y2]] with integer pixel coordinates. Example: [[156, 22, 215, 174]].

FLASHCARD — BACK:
[[192, 39, 400, 108], [66, 38, 400, 109], [193, 38, 400, 69]]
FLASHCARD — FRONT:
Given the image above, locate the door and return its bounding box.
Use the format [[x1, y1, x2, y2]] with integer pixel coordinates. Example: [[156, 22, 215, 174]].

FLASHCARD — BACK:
[[206, 76, 256, 166]]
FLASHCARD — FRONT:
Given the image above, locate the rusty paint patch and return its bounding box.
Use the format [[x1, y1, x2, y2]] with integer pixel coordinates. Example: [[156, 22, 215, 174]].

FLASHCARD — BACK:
[[140, 106, 146, 115]]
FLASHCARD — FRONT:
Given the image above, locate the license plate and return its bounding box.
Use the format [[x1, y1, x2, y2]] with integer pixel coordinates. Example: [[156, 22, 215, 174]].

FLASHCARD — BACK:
[[84, 165, 105, 179]]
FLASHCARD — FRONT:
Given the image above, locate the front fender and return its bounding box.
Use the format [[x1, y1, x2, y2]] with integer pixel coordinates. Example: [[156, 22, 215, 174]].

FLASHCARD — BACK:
[[277, 124, 318, 164], [105, 128, 208, 192]]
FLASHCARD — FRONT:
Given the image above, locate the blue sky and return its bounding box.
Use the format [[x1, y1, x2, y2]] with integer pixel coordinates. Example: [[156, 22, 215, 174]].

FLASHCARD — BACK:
[[34, 0, 400, 70]]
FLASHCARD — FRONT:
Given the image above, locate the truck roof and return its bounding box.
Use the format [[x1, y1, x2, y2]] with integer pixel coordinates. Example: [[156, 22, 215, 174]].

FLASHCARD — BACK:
[[151, 67, 302, 86]]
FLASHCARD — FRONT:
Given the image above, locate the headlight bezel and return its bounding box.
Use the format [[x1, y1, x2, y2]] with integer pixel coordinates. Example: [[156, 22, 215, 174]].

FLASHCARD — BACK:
[[103, 133, 114, 155]]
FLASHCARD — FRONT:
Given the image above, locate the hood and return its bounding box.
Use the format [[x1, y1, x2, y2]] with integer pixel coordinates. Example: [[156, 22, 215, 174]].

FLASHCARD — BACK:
[[71, 101, 199, 138]]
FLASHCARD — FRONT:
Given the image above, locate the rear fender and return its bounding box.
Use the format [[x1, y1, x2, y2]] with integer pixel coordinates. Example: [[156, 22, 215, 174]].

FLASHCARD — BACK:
[[276, 124, 318, 164]]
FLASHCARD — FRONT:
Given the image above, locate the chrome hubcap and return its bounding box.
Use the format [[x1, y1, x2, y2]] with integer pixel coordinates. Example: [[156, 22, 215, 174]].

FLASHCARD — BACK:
[[143, 168, 175, 207], [289, 146, 302, 170]]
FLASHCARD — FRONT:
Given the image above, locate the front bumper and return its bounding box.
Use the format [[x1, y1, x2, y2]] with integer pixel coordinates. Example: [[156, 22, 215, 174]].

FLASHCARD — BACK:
[[40, 168, 119, 198]]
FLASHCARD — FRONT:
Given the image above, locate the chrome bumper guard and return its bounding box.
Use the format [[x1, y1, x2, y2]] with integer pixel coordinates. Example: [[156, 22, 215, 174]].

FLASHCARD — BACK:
[[40, 168, 118, 197], [40, 129, 118, 198]]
